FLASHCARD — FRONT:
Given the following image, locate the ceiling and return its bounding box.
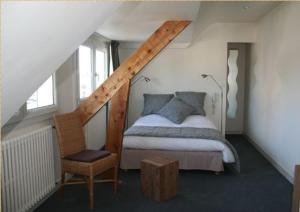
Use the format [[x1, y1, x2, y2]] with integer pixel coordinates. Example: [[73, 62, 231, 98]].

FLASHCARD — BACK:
[[97, 2, 201, 41], [97, 1, 280, 42], [198, 1, 280, 23]]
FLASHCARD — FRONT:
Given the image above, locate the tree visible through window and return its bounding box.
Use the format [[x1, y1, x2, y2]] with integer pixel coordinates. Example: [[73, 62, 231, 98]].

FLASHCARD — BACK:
[[27, 75, 55, 110]]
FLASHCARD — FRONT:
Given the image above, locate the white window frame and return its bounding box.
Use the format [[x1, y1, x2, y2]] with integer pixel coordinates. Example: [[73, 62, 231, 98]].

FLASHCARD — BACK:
[[94, 48, 109, 90], [25, 74, 58, 119], [4, 74, 57, 127], [76, 35, 109, 104]]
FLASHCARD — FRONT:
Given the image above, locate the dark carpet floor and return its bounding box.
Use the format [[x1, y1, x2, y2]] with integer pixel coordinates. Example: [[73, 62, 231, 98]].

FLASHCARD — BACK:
[[36, 135, 293, 212]]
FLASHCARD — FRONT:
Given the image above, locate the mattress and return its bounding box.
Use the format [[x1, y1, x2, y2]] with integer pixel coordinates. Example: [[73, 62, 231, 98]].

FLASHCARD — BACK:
[[123, 115, 235, 163]]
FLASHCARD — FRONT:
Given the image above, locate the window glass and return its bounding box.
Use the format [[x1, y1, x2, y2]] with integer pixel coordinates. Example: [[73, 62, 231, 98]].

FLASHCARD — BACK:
[[27, 75, 54, 110], [109, 46, 114, 75], [78, 43, 109, 100], [95, 50, 106, 87], [79, 46, 92, 99]]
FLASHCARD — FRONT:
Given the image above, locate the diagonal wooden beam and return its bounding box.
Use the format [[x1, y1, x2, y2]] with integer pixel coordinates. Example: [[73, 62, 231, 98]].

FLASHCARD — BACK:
[[74, 20, 190, 125], [106, 81, 130, 156]]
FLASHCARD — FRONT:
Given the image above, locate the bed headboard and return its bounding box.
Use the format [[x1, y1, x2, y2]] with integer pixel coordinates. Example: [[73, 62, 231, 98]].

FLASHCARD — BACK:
[[127, 91, 223, 132]]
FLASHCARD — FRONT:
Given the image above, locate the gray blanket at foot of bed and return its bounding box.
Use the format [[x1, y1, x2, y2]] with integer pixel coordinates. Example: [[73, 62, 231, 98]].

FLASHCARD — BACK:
[[124, 126, 240, 173]]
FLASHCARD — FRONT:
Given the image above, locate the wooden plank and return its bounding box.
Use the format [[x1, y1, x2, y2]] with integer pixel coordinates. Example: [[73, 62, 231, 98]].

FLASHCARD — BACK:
[[292, 165, 300, 212], [141, 157, 179, 202], [74, 20, 190, 125], [105, 80, 130, 158], [100, 81, 130, 180]]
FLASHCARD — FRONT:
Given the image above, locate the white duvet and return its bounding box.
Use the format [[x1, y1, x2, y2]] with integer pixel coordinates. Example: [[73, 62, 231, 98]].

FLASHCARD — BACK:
[[123, 114, 235, 163]]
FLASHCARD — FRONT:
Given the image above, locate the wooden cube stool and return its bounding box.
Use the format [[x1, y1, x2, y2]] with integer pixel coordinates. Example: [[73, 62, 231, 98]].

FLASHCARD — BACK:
[[141, 156, 179, 202]]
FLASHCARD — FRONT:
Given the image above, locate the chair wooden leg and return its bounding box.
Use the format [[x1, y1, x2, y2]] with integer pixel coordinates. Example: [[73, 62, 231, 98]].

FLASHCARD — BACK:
[[84, 176, 89, 190], [88, 175, 94, 209], [60, 172, 65, 199], [114, 166, 119, 193]]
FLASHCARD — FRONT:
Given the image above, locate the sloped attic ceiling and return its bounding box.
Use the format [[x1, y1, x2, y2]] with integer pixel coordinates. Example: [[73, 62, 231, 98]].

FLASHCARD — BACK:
[[2, 2, 121, 125]]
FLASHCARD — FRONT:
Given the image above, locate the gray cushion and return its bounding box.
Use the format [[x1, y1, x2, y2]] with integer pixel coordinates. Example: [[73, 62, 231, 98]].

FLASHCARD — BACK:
[[65, 150, 110, 162], [142, 94, 174, 116], [175, 91, 206, 116], [157, 97, 195, 124]]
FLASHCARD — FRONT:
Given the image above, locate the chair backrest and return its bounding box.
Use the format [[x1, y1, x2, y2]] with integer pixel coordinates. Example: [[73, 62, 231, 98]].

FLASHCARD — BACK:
[[53, 112, 86, 158]]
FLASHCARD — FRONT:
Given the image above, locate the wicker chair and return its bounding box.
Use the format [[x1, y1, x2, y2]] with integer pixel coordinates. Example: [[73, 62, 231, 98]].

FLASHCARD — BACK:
[[53, 111, 118, 209]]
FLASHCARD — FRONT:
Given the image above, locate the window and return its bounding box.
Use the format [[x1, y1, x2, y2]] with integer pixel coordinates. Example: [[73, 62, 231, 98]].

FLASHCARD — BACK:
[[78, 46, 93, 98], [95, 50, 106, 87], [78, 44, 108, 100], [108, 45, 114, 76], [26, 75, 56, 111]]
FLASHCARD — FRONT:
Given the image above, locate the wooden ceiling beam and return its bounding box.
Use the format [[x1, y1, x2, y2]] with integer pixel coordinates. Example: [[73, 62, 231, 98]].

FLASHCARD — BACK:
[[74, 20, 190, 125]]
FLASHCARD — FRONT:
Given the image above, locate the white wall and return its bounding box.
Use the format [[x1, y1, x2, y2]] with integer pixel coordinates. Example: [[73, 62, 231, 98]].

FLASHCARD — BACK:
[[245, 2, 300, 180], [119, 22, 256, 132], [56, 54, 78, 114]]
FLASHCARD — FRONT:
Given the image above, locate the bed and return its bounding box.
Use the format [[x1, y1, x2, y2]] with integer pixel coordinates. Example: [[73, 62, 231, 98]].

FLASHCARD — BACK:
[[121, 114, 239, 173]]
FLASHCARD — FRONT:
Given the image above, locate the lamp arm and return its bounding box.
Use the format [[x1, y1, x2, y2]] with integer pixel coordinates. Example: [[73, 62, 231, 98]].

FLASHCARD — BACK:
[[131, 76, 146, 86], [208, 75, 223, 92]]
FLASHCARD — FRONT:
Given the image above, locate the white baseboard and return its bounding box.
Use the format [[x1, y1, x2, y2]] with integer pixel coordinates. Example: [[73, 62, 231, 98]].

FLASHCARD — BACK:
[[244, 134, 294, 184], [226, 131, 243, 135]]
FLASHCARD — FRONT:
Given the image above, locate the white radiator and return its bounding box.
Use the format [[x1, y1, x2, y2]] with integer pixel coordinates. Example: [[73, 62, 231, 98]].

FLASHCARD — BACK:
[[1, 126, 56, 212]]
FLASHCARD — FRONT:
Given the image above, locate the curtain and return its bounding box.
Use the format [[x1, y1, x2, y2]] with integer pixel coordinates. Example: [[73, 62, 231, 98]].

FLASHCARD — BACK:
[[107, 40, 120, 125], [104, 40, 120, 150], [110, 40, 120, 70]]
